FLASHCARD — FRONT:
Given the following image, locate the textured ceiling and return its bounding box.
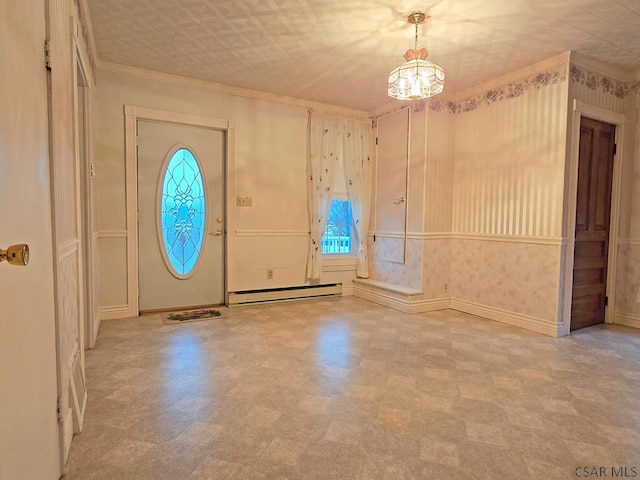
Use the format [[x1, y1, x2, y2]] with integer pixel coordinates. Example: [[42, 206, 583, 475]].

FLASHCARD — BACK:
[[86, 0, 640, 111]]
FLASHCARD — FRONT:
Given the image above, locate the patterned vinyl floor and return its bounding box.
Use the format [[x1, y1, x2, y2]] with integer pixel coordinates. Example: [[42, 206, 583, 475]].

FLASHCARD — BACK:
[[63, 296, 640, 479]]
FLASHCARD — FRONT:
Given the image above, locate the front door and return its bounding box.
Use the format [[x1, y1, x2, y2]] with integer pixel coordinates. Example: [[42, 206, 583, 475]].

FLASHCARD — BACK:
[[571, 117, 615, 331], [137, 121, 225, 312]]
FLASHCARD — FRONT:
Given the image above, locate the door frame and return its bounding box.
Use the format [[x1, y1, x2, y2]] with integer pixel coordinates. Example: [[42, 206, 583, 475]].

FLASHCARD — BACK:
[[561, 99, 625, 335], [71, 26, 96, 350], [373, 106, 411, 265], [124, 106, 236, 316]]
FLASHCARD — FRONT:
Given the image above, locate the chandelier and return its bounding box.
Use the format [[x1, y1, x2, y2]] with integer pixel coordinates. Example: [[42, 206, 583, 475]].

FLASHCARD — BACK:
[[388, 12, 445, 100]]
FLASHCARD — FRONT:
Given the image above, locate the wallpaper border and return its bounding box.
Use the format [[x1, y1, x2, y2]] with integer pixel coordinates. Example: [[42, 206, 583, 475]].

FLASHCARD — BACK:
[[569, 65, 640, 99], [428, 66, 567, 114]]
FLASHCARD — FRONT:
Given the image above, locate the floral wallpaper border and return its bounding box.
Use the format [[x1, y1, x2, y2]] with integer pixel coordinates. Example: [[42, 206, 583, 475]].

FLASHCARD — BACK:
[[428, 67, 567, 114], [375, 63, 640, 120], [569, 65, 640, 99]]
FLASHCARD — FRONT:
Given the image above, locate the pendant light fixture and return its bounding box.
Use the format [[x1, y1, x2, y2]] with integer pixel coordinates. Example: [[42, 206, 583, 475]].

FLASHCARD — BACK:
[[388, 12, 444, 100]]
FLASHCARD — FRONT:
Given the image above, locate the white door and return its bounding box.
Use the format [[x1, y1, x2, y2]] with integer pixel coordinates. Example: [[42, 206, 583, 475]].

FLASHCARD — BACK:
[[0, 0, 61, 478], [375, 107, 410, 264], [137, 121, 225, 312]]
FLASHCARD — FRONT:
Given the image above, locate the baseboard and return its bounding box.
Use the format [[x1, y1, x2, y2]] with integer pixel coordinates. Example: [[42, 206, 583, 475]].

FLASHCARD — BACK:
[[63, 408, 73, 463], [341, 285, 354, 296], [100, 305, 130, 320], [353, 285, 413, 313], [612, 311, 640, 329], [353, 280, 449, 314], [408, 298, 451, 313], [449, 298, 564, 337]]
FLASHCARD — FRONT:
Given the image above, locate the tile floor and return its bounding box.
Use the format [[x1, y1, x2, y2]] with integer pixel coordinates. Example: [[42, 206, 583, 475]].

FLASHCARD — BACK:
[[63, 297, 640, 479]]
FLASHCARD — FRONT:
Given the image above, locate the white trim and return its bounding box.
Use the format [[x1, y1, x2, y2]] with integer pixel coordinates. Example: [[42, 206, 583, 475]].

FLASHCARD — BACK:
[[451, 233, 565, 246], [99, 305, 131, 321], [99, 61, 368, 119], [341, 285, 354, 296], [58, 239, 79, 260], [452, 52, 571, 102], [408, 232, 452, 240], [97, 230, 128, 238], [368, 231, 564, 244], [235, 229, 309, 237], [370, 231, 404, 239], [322, 256, 357, 272], [124, 105, 236, 317], [374, 107, 410, 265], [352, 279, 449, 314], [78, 0, 98, 80], [612, 312, 640, 329], [63, 408, 73, 463], [561, 100, 625, 335], [449, 298, 564, 337], [570, 52, 635, 82], [353, 282, 449, 314], [353, 278, 422, 296], [618, 237, 640, 245]]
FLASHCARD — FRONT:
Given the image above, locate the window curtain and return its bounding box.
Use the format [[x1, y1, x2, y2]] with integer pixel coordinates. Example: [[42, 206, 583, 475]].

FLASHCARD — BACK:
[[306, 112, 343, 280], [343, 119, 374, 278]]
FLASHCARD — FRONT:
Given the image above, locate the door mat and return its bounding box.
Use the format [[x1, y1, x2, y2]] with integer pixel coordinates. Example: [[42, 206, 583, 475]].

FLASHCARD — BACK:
[[163, 309, 223, 325]]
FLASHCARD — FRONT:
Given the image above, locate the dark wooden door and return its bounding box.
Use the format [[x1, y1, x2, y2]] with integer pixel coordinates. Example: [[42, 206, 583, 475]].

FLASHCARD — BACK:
[[571, 117, 615, 331]]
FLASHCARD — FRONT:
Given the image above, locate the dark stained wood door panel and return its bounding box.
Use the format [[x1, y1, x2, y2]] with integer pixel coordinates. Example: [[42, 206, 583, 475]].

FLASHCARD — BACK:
[[571, 117, 615, 331]]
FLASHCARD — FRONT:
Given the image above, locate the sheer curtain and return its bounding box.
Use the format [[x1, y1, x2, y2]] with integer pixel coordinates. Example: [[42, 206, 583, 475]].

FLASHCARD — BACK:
[[343, 119, 374, 278], [306, 112, 343, 280]]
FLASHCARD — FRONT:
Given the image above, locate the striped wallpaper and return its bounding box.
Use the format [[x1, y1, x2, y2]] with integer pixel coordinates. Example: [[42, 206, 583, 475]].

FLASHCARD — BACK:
[[452, 79, 569, 237]]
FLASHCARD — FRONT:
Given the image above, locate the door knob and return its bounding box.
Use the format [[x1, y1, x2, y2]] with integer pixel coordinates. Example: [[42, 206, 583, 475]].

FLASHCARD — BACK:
[[210, 230, 223, 236], [0, 244, 29, 266], [393, 196, 406, 204]]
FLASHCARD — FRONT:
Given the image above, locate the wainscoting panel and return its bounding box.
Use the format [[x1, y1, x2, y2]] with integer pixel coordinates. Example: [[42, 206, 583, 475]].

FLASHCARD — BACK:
[[450, 238, 562, 323]]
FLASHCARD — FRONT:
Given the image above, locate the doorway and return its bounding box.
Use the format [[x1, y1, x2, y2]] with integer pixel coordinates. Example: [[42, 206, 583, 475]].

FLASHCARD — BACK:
[[137, 121, 226, 312], [570, 117, 616, 331]]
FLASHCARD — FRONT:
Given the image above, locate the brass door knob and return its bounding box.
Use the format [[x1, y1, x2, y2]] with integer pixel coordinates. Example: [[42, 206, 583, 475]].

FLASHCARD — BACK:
[[0, 244, 29, 266]]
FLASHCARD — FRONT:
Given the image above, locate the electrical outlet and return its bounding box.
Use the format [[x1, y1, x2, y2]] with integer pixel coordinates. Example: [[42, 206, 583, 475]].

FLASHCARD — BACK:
[[267, 268, 273, 279], [444, 282, 448, 292], [236, 196, 253, 207]]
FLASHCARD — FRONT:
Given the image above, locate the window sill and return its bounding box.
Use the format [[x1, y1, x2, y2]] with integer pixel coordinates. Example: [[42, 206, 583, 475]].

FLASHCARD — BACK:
[[322, 255, 357, 272]]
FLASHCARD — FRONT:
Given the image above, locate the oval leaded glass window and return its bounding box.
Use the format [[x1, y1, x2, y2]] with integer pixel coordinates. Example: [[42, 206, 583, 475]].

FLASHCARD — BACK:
[[160, 147, 206, 277]]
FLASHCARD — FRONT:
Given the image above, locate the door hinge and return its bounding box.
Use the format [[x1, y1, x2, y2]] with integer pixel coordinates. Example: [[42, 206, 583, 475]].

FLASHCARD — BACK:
[[375, 137, 379, 145], [613, 143, 617, 155], [44, 40, 52, 70], [373, 234, 376, 242], [56, 396, 63, 425], [604, 296, 609, 306]]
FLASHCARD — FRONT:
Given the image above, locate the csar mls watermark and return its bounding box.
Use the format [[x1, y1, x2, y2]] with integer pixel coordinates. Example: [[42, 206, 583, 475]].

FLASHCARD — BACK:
[[574, 466, 638, 478]]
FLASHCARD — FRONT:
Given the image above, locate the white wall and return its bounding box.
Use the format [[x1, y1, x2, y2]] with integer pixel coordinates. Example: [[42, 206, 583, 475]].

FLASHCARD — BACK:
[[95, 68, 365, 316]]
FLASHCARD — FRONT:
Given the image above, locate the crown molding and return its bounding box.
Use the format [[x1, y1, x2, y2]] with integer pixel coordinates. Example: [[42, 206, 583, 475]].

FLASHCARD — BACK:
[[569, 51, 635, 82], [96, 60, 369, 119], [452, 52, 571, 101]]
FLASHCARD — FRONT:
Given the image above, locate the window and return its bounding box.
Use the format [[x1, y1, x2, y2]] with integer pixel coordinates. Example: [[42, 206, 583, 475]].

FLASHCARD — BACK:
[[322, 199, 353, 254], [160, 147, 206, 276]]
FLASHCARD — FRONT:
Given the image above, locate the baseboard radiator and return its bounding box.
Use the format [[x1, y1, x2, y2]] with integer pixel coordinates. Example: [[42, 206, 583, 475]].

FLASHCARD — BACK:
[[228, 283, 342, 306]]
